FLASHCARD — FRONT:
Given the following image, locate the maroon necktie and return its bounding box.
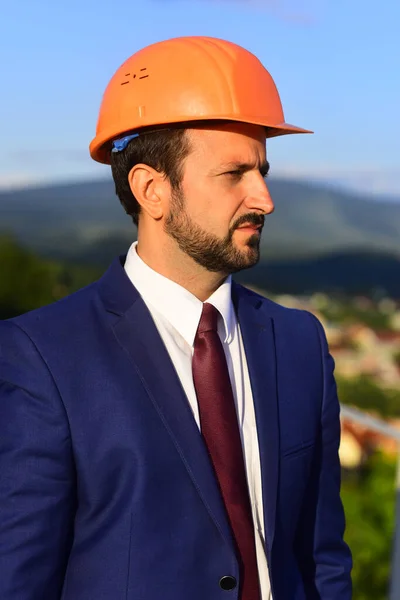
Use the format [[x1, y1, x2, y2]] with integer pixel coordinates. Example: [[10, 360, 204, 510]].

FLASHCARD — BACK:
[[192, 303, 261, 599]]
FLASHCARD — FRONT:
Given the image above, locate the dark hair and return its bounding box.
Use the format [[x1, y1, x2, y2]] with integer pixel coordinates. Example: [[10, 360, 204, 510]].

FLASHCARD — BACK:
[[110, 127, 191, 226]]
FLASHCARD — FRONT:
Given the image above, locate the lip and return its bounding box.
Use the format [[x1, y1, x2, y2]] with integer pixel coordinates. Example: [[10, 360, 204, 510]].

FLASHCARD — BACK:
[[236, 224, 262, 232]]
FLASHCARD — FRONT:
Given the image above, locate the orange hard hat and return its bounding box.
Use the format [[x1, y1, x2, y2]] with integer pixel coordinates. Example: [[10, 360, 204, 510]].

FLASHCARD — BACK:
[[90, 36, 311, 164]]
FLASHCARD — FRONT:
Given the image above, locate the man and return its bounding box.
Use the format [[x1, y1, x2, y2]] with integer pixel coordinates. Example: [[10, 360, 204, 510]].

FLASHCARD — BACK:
[[0, 37, 352, 599]]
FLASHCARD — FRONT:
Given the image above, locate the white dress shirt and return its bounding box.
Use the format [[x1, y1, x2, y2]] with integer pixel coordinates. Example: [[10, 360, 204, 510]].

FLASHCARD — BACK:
[[124, 242, 271, 600]]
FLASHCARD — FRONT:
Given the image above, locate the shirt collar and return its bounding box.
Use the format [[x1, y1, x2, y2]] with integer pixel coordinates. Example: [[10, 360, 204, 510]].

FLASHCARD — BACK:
[[124, 242, 234, 347]]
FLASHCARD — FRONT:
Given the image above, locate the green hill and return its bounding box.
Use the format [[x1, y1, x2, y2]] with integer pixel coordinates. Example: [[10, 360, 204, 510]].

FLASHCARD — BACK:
[[1, 177, 399, 262]]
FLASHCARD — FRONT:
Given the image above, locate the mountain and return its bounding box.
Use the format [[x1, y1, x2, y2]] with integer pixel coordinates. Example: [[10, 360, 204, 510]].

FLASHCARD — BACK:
[[1, 177, 400, 297], [234, 251, 400, 298], [263, 180, 400, 259], [1, 177, 399, 263]]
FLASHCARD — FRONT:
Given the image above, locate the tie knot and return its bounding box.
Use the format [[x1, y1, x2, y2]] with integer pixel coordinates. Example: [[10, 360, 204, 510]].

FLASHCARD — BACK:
[[198, 303, 219, 334]]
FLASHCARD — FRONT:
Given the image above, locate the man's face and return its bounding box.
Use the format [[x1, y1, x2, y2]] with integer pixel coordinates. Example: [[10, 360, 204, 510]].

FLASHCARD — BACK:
[[164, 122, 274, 274]]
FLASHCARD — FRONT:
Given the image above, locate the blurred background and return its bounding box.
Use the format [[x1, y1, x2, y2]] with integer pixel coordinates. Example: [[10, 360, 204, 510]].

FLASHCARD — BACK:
[[1, 0, 400, 597]]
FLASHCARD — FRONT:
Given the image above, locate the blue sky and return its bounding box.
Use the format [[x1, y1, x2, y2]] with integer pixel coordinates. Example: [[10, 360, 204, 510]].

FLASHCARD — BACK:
[[1, 0, 399, 197]]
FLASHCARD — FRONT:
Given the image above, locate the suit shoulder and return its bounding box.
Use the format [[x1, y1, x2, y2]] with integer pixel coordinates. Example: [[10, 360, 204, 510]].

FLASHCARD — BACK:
[[235, 282, 310, 316], [234, 282, 325, 336]]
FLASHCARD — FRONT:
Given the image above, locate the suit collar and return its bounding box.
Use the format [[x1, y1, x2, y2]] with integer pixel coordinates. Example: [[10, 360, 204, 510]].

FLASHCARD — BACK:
[[99, 250, 235, 344], [98, 255, 269, 318], [97, 255, 139, 316]]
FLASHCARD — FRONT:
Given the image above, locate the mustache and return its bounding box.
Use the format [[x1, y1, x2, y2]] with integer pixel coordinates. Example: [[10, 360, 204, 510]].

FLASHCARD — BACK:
[[232, 213, 265, 230]]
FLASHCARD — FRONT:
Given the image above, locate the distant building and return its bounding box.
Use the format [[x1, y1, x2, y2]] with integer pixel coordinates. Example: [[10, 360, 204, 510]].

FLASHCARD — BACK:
[[339, 412, 400, 469]]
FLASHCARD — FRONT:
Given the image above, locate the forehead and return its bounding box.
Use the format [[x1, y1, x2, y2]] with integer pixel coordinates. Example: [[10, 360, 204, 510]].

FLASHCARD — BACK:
[[185, 122, 267, 164]]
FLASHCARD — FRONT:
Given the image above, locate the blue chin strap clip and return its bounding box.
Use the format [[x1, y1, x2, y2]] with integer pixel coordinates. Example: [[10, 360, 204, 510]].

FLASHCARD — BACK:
[[111, 133, 139, 153]]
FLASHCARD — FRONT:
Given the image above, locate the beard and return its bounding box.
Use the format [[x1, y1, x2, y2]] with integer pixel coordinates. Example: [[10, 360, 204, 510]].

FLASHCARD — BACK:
[[164, 188, 264, 274]]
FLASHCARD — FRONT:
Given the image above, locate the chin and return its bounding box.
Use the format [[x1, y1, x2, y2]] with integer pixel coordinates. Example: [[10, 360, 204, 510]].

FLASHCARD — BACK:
[[237, 238, 260, 255], [231, 250, 260, 273]]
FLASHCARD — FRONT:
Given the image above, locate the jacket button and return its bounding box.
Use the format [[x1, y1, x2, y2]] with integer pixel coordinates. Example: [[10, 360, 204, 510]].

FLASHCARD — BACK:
[[219, 576, 237, 591]]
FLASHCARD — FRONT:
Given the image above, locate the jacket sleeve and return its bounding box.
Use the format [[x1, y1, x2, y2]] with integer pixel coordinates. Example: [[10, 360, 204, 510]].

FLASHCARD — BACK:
[[294, 313, 353, 599], [0, 320, 75, 599]]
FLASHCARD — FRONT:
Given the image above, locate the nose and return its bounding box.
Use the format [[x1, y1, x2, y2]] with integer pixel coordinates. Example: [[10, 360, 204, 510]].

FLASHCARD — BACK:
[[244, 177, 275, 215]]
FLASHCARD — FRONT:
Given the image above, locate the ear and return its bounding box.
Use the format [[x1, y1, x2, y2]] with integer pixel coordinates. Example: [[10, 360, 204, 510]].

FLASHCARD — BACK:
[[128, 164, 169, 220]]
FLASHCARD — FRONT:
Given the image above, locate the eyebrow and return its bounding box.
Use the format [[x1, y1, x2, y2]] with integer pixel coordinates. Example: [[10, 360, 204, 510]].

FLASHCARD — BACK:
[[210, 160, 270, 177]]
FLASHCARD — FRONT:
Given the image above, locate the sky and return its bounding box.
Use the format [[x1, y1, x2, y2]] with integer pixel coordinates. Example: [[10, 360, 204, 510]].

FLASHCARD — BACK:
[[1, 0, 399, 197]]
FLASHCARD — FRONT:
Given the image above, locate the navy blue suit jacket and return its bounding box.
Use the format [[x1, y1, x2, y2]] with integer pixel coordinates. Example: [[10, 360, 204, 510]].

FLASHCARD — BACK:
[[0, 256, 352, 599]]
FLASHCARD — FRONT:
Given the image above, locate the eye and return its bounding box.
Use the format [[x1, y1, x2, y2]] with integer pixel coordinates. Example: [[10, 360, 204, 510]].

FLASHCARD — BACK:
[[225, 170, 243, 180]]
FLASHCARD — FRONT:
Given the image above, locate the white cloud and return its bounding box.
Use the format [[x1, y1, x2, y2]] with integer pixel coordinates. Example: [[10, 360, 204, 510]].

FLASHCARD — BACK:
[[0, 168, 108, 192], [0, 156, 109, 192], [1, 163, 398, 200], [0, 173, 47, 191], [272, 165, 400, 198]]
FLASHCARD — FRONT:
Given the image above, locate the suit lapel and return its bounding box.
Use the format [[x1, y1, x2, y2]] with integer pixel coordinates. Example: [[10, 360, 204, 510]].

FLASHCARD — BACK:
[[98, 258, 279, 554], [233, 282, 280, 554], [100, 260, 234, 551]]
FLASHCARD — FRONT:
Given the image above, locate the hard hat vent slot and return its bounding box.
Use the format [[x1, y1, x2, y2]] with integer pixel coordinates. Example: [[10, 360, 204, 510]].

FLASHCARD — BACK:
[[120, 68, 149, 85]]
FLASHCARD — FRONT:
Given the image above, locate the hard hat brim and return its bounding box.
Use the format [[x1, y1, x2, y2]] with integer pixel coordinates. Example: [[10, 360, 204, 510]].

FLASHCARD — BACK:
[[90, 118, 312, 165]]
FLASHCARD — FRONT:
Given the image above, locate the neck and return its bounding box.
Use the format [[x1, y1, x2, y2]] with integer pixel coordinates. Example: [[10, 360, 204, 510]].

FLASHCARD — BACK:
[[136, 233, 227, 302]]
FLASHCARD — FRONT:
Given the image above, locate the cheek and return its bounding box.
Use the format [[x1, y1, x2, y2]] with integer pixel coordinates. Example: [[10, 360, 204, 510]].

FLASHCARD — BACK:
[[182, 180, 244, 231], [197, 201, 239, 235]]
